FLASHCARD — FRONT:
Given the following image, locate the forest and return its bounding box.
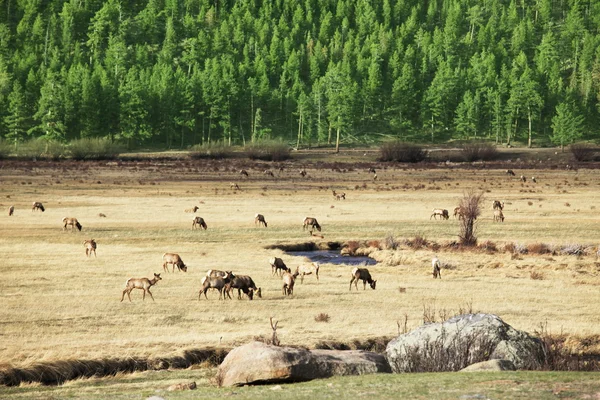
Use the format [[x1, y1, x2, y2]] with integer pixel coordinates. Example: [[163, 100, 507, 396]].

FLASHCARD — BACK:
[[0, 0, 599, 149]]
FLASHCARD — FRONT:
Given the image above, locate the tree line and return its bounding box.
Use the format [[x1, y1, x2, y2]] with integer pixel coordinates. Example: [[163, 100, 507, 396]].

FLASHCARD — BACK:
[[0, 0, 598, 149]]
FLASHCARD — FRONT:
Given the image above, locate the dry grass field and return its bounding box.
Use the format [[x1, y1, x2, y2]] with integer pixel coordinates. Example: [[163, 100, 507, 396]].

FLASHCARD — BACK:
[[1, 148, 599, 374]]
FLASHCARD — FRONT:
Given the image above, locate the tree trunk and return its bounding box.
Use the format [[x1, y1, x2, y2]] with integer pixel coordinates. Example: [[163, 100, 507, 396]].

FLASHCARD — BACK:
[[527, 110, 532, 148], [335, 116, 340, 153]]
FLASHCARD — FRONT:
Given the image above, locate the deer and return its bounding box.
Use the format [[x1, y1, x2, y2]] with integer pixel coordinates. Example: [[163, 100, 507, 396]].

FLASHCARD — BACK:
[[531, 177, 537, 183], [520, 175, 527, 183], [282, 270, 299, 296], [32, 202, 45, 212], [240, 169, 249, 177], [63, 217, 82, 231], [98, 213, 107, 218], [432, 256, 441, 279], [255, 213, 267, 227], [264, 170, 274, 177], [350, 267, 377, 291], [269, 257, 290, 276], [121, 273, 162, 302], [430, 209, 449, 220], [506, 169, 516, 176], [332, 190, 345, 200], [453, 206, 464, 219], [368, 167, 376, 174], [199, 271, 234, 300], [84, 239, 97, 257], [192, 216, 207, 230], [299, 169, 307, 177], [230, 182, 240, 190], [162, 253, 187, 272], [296, 262, 319, 283], [493, 209, 505, 222], [303, 217, 321, 232], [492, 200, 504, 210], [8, 205, 14, 216], [225, 275, 262, 300], [185, 206, 199, 213]]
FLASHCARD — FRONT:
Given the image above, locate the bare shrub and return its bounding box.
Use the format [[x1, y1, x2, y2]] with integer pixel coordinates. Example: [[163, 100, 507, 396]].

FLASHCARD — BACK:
[[379, 141, 427, 163], [406, 234, 429, 249], [461, 142, 499, 162], [535, 322, 600, 371], [344, 240, 360, 255], [314, 313, 330, 323], [246, 140, 290, 161], [384, 233, 399, 250], [478, 240, 497, 253], [189, 143, 233, 159], [528, 243, 551, 255], [458, 190, 484, 246], [570, 143, 596, 162], [530, 271, 545, 280], [560, 244, 585, 256]]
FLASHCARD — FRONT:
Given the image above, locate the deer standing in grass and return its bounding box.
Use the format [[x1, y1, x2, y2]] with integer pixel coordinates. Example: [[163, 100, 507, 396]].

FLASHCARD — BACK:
[[185, 206, 199, 213], [32, 202, 45, 212], [8, 206, 14, 216], [255, 213, 268, 227], [430, 209, 449, 220], [349, 267, 377, 290], [192, 216, 207, 230], [493, 209, 505, 222], [63, 217, 82, 231], [84, 239, 97, 257], [269, 257, 290, 276], [296, 262, 319, 283], [303, 217, 321, 232], [432, 257, 441, 279], [121, 273, 162, 302], [282, 270, 299, 296], [162, 253, 187, 272]]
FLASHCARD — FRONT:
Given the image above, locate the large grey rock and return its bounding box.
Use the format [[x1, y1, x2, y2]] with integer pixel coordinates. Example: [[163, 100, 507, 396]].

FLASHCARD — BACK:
[[460, 359, 516, 372], [385, 313, 544, 372], [217, 341, 391, 387]]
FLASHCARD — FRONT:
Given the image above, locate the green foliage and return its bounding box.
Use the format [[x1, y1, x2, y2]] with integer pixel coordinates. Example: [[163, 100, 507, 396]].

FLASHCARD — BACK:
[[379, 141, 427, 163], [0, 139, 10, 159], [551, 102, 584, 149], [14, 138, 66, 160], [189, 143, 234, 160], [245, 141, 290, 162], [68, 138, 123, 160]]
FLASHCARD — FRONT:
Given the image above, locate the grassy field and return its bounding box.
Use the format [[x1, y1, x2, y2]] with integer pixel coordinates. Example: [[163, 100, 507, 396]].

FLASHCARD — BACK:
[[0, 148, 599, 392]]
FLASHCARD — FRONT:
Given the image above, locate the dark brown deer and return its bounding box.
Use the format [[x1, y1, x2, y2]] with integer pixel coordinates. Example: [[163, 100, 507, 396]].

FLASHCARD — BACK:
[[32, 202, 45, 212], [282, 270, 299, 296], [264, 170, 274, 177], [63, 217, 82, 231], [299, 169, 307, 177], [520, 175, 527, 183], [84, 239, 97, 257], [192, 216, 207, 230], [432, 257, 441, 279], [225, 275, 262, 300], [350, 267, 377, 290], [162, 253, 187, 272], [121, 273, 162, 302], [430, 209, 449, 220], [303, 217, 321, 231], [255, 213, 267, 227], [240, 169, 249, 177], [199, 271, 234, 300], [506, 169, 516, 176], [492, 200, 504, 210], [8, 205, 14, 216], [453, 206, 464, 219], [296, 262, 319, 283], [269, 257, 290, 276]]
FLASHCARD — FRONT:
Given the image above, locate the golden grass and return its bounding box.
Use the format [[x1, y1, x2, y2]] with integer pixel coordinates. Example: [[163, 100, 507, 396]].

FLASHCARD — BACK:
[[1, 156, 600, 369]]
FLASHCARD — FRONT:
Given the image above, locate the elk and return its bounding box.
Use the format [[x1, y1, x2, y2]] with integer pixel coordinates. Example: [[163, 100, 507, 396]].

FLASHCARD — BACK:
[[230, 182, 240, 190], [432, 257, 442, 279], [493, 209, 505, 222], [453, 206, 464, 219], [240, 169, 249, 177], [492, 200, 504, 210], [84, 239, 97, 257], [299, 169, 307, 177], [225, 275, 262, 300], [531, 177, 537, 183], [199, 271, 234, 300], [192, 216, 207, 230], [520, 175, 527, 183], [350, 267, 377, 290], [296, 262, 319, 283], [282, 270, 299, 296], [185, 206, 199, 213], [98, 213, 107, 218], [264, 170, 274, 177], [269, 257, 290, 276], [32, 202, 45, 212], [303, 217, 321, 231], [332, 190, 346, 200], [8, 205, 14, 216], [162, 253, 187, 272], [121, 273, 162, 302], [506, 169, 516, 176], [368, 168, 376, 174], [430, 209, 449, 220], [63, 217, 82, 231], [255, 213, 267, 227]]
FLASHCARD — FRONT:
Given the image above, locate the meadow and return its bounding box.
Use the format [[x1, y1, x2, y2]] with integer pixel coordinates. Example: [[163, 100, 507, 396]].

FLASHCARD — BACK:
[[0, 149, 599, 391]]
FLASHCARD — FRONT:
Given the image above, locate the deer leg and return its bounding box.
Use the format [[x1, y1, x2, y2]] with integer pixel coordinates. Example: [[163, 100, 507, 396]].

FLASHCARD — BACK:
[[349, 277, 355, 291], [300, 274, 304, 284], [163, 263, 168, 273], [121, 289, 127, 302], [147, 289, 155, 301], [363, 280, 367, 290], [126, 289, 132, 302], [142, 289, 146, 301]]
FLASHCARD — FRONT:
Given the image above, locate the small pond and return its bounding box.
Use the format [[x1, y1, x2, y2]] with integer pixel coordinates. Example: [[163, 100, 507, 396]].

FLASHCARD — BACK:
[[286, 250, 377, 266]]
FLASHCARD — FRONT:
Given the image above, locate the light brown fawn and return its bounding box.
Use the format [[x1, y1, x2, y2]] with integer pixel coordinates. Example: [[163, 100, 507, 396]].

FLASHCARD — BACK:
[[121, 273, 162, 302]]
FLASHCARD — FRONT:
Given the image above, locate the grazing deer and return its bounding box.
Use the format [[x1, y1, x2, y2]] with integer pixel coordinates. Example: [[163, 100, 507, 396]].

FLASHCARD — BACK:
[[8, 205, 14, 216], [531, 177, 537, 183], [350, 267, 376, 290], [32, 202, 45, 212], [453, 206, 464, 219], [269, 257, 290, 276], [299, 169, 307, 177], [84, 239, 97, 257], [493, 209, 505, 222], [225, 275, 262, 300], [199, 271, 234, 300], [185, 206, 199, 213], [240, 169, 249, 177], [332, 190, 346, 200], [98, 213, 107, 218], [63, 217, 82, 231], [230, 182, 240, 190], [430, 209, 449, 220], [121, 273, 162, 302], [296, 263, 319, 283], [506, 169, 516, 176], [255, 213, 267, 227], [162, 253, 187, 272], [492, 200, 504, 210], [432, 257, 441, 279], [264, 170, 274, 177], [368, 168, 376, 174], [303, 217, 321, 232], [520, 175, 527, 183], [282, 270, 299, 296], [192, 216, 207, 230]]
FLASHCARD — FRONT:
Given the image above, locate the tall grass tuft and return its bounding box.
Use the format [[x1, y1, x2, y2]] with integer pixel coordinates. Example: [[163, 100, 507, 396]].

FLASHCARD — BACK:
[[245, 140, 290, 161], [570, 143, 597, 162], [379, 141, 427, 163], [0, 139, 10, 159], [189, 142, 234, 159], [69, 138, 123, 160], [458, 190, 484, 246], [14, 138, 66, 160]]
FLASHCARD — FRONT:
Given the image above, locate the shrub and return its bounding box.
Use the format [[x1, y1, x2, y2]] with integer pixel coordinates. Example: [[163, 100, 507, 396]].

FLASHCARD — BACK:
[[245, 140, 290, 161], [0, 139, 10, 159], [570, 143, 596, 162], [461, 142, 499, 162], [189, 142, 233, 159], [530, 271, 545, 280], [405, 234, 428, 249], [69, 138, 123, 160], [378, 141, 427, 163], [528, 243, 551, 255], [314, 313, 330, 322], [14, 138, 66, 160], [458, 190, 484, 246], [478, 240, 497, 252], [384, 233, 399, 250]]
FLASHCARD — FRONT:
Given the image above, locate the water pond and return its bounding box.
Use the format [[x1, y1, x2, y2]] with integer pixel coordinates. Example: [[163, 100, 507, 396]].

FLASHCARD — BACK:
[[286, 250, 377, 266]]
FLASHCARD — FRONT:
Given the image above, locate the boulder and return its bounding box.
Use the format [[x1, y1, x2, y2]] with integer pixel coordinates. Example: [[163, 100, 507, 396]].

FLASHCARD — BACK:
[[385, 313, 544, 373], [217, 341, 391, 387], [460, 359, 516, 372]]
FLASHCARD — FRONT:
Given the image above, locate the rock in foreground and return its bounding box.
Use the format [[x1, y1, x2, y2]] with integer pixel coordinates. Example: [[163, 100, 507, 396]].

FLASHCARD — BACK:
[[217, 341, 391, 387]]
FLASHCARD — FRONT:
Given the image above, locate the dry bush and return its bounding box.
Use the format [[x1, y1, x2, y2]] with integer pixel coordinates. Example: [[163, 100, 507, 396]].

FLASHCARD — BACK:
[[398, 287, 406, 293], [245, 140, 290, 161], [405, 235, 429, 249], [565, 202, 571, 207], [478, 240, 498, 253], [189, 143, 234, 159], [458, 190, 484, 246], [504, 242, 515, 253], [570, 143, 597, 162], [528, 243, 552, 255], [535, 323, 600, 371], [528, 201, 533, 206], [344, 240, 361, 255], [378, 141, 427, 163], [530, 271, 545, 280], [367, 240, 381, 249], [461, 142, 499, 162], [384, 233, 399, 250], [314, 313, 330, 323]]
